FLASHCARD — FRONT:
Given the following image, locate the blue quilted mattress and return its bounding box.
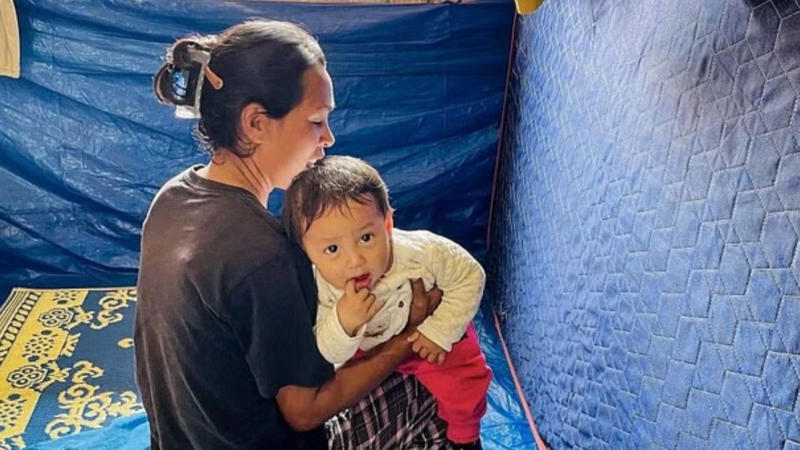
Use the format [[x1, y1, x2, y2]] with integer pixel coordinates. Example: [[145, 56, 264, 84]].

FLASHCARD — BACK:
[[489, 0, 800, 448]]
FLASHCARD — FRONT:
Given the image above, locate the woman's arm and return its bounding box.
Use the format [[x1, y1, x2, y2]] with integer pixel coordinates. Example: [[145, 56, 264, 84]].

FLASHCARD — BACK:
[[276, 278, 441, 431]]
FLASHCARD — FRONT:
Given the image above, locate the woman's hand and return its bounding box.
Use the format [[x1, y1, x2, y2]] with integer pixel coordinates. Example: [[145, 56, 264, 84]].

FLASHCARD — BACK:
[[336, 279, 385, 336], [406, 278, 442, 328]]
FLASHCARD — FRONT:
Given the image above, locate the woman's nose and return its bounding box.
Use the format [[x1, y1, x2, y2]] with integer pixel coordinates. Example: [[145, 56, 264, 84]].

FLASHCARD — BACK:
[[321, 121, 335, 148]]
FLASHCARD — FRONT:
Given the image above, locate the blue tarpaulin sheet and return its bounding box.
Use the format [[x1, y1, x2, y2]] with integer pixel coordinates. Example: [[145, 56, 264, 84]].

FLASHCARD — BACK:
[[0, 0, 512, 294], [0, 0, 535, 448]]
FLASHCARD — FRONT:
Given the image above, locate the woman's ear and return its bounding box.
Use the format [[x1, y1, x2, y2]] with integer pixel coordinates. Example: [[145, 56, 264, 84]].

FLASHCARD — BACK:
[[239, 102, 271, 144]]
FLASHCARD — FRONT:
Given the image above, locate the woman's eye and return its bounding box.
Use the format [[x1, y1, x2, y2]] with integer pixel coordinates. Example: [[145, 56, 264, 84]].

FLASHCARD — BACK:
[[324, 245, 338, 254], [360, 233, 373, 243]]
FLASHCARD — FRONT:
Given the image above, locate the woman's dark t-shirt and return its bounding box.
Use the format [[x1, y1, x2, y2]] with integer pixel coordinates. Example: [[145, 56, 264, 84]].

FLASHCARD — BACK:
[[134, 166, 334, 449]]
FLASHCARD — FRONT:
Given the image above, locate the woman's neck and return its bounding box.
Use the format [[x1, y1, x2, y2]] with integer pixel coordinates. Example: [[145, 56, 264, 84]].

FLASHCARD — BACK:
[[198, 149, 273, 206]]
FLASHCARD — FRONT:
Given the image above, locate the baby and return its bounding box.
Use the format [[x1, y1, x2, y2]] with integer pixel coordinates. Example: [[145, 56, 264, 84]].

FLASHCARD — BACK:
[[283, 156, 492, 449]]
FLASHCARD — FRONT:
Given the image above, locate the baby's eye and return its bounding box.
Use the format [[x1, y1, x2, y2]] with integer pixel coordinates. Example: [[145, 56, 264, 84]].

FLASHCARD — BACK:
[[360, 233, 374, 243], [324, 244, 338, 254]]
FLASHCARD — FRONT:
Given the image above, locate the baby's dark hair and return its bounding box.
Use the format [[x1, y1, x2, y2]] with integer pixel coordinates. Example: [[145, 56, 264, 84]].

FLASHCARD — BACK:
[[283, 156, 392, 243], [153, 20, 325, 156]]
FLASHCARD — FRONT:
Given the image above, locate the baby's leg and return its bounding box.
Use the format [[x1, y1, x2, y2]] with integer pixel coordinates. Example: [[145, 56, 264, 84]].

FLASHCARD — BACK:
[[397, 323, 492, 444]]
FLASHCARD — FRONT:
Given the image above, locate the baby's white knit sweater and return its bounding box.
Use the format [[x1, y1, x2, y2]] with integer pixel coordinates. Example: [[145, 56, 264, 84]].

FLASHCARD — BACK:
[[314, 228, 486, 365]]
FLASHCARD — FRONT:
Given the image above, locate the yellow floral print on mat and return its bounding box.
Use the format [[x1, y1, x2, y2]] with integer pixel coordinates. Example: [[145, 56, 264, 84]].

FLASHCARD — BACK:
[[0, 288, 143, 449]]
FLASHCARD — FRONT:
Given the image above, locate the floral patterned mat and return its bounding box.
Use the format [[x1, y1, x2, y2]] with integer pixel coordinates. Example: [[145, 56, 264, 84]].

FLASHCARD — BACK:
[[0, 288, 142, 449]]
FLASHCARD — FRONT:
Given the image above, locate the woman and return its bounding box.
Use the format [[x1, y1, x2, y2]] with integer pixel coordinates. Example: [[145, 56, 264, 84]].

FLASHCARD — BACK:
[[134, 20, 447, 449]]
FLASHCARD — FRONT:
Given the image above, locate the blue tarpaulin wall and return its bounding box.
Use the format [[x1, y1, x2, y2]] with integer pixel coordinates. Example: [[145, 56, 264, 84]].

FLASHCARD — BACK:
[[0, 0, 512, 296], [490, 0, 800, 448], [1, 0, 540, 448]]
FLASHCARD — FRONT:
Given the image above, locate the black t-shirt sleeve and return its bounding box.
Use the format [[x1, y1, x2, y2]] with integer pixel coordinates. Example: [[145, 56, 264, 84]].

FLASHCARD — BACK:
[[225, 257, 334, 399]]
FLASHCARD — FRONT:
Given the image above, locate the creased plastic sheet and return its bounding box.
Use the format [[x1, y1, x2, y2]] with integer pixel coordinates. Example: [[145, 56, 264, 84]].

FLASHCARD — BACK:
[[0, 0, 513, 295], [0, 0, 533, 448]]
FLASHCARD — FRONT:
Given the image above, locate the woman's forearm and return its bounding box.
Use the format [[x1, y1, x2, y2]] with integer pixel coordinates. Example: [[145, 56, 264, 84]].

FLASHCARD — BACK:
[[276, 329, 414, 431]]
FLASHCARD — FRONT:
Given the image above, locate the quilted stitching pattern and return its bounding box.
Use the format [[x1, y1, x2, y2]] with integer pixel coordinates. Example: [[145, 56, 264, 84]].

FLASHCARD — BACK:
[[488, 0, 800, 448]]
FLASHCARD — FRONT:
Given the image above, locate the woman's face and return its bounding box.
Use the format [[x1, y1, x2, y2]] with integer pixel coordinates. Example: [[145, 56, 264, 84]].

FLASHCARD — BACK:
[[259, 64, 336, 189]]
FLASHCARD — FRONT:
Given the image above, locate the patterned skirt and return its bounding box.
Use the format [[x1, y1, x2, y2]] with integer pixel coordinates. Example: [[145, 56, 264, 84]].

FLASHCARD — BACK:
[[326, 373, 453, 449]]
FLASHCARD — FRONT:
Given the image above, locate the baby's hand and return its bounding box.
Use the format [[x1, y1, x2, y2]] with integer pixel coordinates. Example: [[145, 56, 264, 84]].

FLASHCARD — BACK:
[[337, 279, 386, 336], [407, 331, 447, 365]]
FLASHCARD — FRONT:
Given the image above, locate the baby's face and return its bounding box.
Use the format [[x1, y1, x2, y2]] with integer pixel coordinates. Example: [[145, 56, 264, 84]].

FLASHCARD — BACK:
[[301, 198, 393, 291]]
